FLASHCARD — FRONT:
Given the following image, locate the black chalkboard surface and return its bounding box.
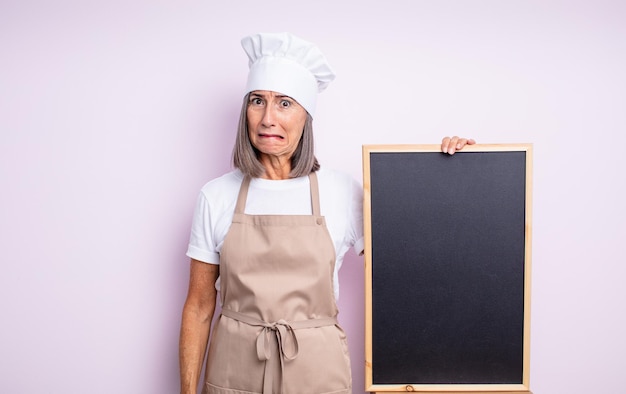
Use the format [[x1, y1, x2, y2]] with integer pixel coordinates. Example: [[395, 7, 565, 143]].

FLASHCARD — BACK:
[[363, 145, 532, 393]]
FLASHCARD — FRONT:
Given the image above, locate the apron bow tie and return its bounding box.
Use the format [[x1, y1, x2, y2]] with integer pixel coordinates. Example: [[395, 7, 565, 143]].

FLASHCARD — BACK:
[[220, 308, 337, 394], [256, 319, 299, 362], [255, 319, 299, 394]]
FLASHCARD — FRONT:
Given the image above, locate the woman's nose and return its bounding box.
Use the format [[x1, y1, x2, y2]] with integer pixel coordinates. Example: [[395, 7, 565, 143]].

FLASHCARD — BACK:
[[261, 105, 275, 127]]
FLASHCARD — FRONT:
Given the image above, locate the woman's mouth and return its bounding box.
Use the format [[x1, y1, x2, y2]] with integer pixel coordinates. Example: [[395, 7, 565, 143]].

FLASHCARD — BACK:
[[259, 133, 284, 139]]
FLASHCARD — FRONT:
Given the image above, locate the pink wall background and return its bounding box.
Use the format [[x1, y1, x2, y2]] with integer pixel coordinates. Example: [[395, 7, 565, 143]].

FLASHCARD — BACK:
[[1, 1, 625, 393]]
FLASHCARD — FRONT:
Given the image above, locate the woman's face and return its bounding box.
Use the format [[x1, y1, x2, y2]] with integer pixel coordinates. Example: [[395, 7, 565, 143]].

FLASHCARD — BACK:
[[246, 90, 307, 162]]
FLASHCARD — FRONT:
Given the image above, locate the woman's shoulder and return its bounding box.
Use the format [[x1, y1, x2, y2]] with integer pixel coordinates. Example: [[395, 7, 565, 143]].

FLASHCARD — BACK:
[[198, 169, 244, 199], [317, 167, 361, 189]]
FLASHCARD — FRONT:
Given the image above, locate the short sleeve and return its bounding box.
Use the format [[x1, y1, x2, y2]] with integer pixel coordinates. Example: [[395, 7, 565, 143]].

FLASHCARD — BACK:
[[186, 192, 220, 265], [349, 176, 365, 255]]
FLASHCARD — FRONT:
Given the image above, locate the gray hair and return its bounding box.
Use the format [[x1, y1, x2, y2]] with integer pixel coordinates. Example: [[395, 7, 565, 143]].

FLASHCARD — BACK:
[[232, 93, 320, 178]]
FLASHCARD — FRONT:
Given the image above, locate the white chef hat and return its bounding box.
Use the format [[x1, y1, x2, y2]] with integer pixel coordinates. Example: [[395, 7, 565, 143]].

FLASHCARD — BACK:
[[241, 32, 335, 116]]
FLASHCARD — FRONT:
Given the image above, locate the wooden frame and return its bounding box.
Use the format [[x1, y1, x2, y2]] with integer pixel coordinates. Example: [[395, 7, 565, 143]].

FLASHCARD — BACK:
[[363, 144, 532, 393]]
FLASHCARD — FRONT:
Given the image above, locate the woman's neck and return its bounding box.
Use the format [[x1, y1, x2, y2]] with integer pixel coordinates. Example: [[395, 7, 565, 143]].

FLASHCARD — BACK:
[[259, 155, 291, 180]]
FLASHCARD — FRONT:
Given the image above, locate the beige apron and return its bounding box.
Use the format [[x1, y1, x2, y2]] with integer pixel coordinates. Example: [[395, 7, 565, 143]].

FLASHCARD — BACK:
[[203, 173, 352, 394]]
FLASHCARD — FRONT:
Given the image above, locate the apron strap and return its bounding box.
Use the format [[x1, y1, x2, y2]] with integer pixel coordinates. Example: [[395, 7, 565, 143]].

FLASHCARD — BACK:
[[234, 175, 252, 214], [308, 172, 321, 217], [221, 308, 337, 394]]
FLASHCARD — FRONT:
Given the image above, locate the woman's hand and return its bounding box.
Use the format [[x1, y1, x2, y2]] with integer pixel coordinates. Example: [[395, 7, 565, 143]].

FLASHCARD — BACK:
[[441, 136, 476, 155]]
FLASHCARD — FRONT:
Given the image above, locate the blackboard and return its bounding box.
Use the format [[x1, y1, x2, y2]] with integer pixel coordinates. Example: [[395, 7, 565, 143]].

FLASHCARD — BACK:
[[363, 144, 532, 393]]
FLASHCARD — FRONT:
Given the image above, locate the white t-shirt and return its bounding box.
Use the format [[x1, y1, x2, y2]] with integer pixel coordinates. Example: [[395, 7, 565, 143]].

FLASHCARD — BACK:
[[186, 168, 364, 300]]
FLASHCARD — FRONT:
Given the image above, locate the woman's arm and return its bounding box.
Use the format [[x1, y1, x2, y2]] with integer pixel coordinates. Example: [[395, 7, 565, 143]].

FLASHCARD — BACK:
[[179, 259, 219, 394]]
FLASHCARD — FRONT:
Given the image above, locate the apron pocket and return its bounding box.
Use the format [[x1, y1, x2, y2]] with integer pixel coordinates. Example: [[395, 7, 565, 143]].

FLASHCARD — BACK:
[[282, 325, 352, 394]]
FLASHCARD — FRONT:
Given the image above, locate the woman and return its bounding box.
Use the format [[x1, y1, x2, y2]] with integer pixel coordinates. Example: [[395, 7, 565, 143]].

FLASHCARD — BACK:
[[179, 32, 474, 394]]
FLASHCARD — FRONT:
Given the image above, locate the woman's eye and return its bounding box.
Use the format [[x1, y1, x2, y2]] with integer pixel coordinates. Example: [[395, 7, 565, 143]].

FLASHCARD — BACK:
[[280, 100, 291, 108], [250, 98, 263, 105]]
